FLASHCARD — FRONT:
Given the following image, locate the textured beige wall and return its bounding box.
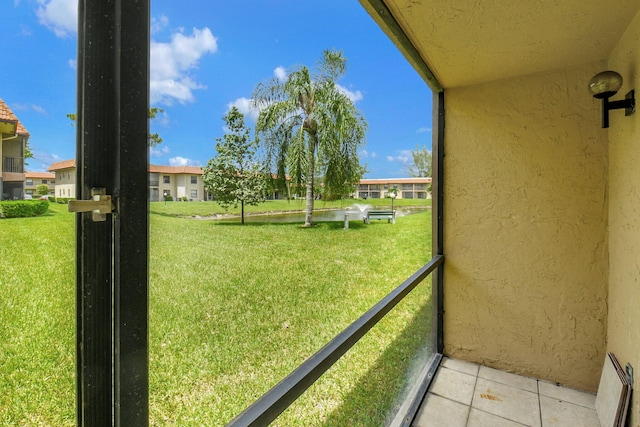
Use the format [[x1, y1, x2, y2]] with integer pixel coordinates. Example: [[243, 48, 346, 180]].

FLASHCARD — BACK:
[[443, 64, 609, 391], [607, 8, 640, 424]]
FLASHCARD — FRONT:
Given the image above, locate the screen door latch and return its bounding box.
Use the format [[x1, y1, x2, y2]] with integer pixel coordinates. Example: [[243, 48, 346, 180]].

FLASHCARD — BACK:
[[68, 187, 115, 222]]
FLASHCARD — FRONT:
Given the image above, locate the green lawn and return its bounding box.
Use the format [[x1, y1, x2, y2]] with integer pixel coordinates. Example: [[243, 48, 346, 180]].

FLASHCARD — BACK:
[[1, 201, 434, 426], [150, 197, 430, 218]]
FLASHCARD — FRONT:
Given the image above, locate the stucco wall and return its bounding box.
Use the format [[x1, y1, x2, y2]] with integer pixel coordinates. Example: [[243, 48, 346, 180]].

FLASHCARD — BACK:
[[607, 8, 640, 424], [443, 64, 608, 391]]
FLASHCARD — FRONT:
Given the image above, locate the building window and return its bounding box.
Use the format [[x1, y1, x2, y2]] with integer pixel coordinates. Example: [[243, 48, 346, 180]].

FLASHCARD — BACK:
[[402, 191, 413, 199], [402, 183, 413, 190], [417, 192, 427, 199], [190, 175, 197, 184], [163, 175, 170, 184], [415, 184, 427, 190], [358, 184, 367, 190], [370, 191, 380, 198], [26, 179, 33, 186], [369, 184, 380, 190], [190, 189, 197, 199], [42, 179, 48, 184], [26, 190, 34, 195]]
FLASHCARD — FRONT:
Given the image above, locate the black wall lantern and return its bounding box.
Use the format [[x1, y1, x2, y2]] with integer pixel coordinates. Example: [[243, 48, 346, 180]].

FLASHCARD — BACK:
[[588, 71, 635, 128]]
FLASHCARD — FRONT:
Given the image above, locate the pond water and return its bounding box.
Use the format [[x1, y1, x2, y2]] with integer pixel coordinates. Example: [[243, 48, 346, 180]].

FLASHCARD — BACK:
[[211, 205, 430, 224]]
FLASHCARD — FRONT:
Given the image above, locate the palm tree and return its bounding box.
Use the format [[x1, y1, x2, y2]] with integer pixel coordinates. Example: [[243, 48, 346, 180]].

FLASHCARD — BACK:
[[252, 49, 367, 227]]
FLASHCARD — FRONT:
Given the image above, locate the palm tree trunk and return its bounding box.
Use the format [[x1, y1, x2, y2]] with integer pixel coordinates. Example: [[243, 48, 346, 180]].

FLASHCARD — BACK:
[[304, 134, 317, 227], [241, 200, 245, 225]]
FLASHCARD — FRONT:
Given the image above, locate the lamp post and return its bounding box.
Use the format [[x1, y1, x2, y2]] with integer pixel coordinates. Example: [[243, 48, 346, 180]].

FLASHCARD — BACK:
[[390, 190, 396, 224]]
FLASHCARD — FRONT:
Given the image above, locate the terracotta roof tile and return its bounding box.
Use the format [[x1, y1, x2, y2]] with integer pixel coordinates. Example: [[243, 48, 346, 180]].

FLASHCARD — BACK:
[[25, 171, 56, 179], [48, 159, 204, 175], [359, 177, 432, 184], [0, 99, 29, 135], [48, 159, 76, 171], [149, 165, 203, 175]]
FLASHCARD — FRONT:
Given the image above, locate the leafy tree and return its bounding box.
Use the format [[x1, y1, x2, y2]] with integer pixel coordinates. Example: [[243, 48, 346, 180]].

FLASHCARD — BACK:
[[202, 107, 267, 225], [36, 184, 49, 196], [407, 144, 432, 178], [252, 49, 367, 227], [67, 108, 164, 146]]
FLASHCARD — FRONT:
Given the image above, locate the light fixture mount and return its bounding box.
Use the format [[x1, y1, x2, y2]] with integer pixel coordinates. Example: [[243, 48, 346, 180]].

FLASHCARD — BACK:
[[588, 71, 635, 128]]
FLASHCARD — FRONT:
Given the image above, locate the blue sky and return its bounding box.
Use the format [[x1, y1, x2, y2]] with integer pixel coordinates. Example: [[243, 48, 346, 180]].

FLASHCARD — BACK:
[[4, 0, 433, 178]]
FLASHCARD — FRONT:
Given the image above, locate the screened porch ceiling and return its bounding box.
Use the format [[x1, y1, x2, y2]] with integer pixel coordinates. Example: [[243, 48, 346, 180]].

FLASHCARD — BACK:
[[363, 0, 640, 89]]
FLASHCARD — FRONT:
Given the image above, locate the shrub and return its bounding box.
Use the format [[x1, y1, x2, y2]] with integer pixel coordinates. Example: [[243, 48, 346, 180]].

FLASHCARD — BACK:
[[164, 195, 173, 201], [0, 200, 49, 218], [36, 184, 49, 195]]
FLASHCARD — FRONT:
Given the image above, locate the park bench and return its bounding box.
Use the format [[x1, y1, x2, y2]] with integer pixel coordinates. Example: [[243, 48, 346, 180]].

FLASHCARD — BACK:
[[364, 210, 395, 224]]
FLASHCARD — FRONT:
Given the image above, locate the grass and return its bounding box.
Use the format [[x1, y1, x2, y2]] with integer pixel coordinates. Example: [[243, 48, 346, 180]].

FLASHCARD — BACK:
[[150, 197, 430, 218], [1, 201, 434, 426]]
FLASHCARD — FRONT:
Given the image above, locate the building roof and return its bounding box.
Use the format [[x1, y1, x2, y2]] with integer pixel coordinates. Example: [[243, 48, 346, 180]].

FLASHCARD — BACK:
[[149, 165, 203, 175], [48, 159, 204, 175], [0, 99, 29, 136], [48, 159, 76, 171], [360, 177, 432, 184], [25, 171, 55, 179]]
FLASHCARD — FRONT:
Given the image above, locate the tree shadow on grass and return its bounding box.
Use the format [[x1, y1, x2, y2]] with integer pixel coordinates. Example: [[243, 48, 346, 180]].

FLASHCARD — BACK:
[[320, 296, 434, 427]]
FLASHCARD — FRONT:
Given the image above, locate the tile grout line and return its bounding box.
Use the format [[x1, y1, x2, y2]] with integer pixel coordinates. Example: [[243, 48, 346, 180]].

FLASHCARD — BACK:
[[466, 367, 480, 427], [537, 380, 543, 427]]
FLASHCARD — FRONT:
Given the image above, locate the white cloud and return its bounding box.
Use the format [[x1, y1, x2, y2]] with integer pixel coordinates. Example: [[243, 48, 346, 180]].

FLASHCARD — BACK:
[[150, 145, 170, 157], [169, 156, 200, 167], [336, 84, 363, 103], [150, 27, 218, 105], [274, 66, 287, 81], [387, 150, 412, 164], [151, 15, 169, 35], [36, 0, 77, 38], [11, 103, 47, 114], [227, 97, 261, 122], [35, 4, 217, 106], [20, 24, 32, 36], [68, 59, 76, 69], [33, 151, 62, 170], [360, 149, 377, 158], [32, 105, 47, 114], [417, 127, 431, 134]]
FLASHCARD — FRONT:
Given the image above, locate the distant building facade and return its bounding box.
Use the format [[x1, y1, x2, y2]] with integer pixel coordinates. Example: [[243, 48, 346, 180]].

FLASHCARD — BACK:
[[148, 165, 204, 201], [47, 159, 76, 198], [49, 160, 207, 201], [0, 99, 29, 200], [354, 177, 432, 199], [48, 160, 431, 202], [24, 171, 56, 196]]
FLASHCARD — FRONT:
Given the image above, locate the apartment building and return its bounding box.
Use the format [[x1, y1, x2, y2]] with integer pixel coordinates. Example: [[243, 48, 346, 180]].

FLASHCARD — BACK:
[[49, 160, 206, 201], [47, 159, 76, 198], [148, 164, 204, 201], [355, 177, 432, 199], [0, 99, 28, 200], [24, 171, 56, 196]]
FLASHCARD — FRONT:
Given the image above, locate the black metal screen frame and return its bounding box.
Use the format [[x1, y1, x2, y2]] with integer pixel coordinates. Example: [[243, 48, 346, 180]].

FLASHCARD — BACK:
[[76, 1, 150, 426], [227, 255, 443, 426]]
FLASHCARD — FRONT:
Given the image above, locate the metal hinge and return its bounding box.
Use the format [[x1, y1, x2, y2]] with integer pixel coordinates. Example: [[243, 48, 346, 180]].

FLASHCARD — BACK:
[[68, 187, 115, 222]]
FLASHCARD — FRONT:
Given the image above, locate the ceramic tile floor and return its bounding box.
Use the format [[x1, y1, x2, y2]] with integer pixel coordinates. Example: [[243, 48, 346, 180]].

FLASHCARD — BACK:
[[413, 357, 599, 427]]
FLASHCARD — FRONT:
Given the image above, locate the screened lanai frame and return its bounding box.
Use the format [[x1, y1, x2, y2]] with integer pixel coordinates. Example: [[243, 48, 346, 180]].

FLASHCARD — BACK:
[[74, 1, 445, 425]]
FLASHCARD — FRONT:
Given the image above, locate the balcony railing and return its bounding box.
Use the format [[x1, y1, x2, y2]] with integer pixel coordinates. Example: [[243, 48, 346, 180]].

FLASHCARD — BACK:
[[2, 156, 24, 173], [227, 254, 444, 426]]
